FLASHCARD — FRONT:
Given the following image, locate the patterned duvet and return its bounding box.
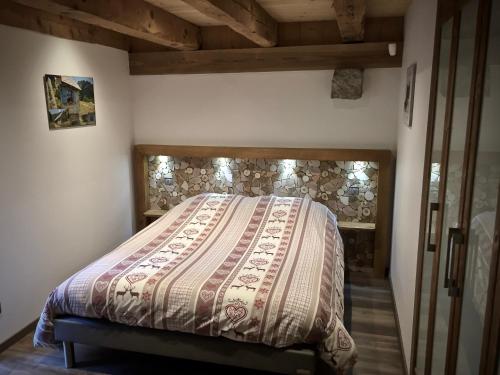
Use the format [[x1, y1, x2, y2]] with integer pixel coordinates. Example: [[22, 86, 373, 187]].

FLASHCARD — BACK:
[[34, 194, 357, 370]]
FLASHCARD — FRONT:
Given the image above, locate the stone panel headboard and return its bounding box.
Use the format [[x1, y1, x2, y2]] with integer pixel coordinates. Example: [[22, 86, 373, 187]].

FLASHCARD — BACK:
[[147, 156, 378, 223], [133, 145, 394, 277]]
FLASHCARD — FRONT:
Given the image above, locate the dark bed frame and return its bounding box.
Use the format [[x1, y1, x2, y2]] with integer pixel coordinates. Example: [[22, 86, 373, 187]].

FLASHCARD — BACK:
[[54, 316, 320, 374]]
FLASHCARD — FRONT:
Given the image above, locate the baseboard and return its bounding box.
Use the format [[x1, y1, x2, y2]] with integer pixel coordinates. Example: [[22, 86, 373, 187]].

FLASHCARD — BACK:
[[388, 277, 410, 375], [0, 318, 38, 354]]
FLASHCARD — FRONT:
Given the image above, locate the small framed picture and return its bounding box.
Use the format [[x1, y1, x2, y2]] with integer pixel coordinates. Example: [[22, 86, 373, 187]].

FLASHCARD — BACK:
[[403, 63, 417, 127], [43, 75, 96, 129]]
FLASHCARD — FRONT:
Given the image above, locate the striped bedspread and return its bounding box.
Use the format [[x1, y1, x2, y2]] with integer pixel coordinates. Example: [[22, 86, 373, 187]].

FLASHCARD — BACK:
[[34, 194, 357, 370]]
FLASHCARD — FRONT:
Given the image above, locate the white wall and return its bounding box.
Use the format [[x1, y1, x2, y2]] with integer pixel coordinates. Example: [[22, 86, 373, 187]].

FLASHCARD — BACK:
[[131, 69, 401, 150], [0, 25, 134, 343], [390, 0, 438, 370]]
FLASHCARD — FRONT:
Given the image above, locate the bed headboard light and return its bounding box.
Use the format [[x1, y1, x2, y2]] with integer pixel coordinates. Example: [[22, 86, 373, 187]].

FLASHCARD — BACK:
[[147, 155, 379, 224]]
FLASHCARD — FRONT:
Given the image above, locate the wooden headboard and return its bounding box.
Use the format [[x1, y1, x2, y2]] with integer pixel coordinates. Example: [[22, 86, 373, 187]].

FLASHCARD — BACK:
[[133, 145, 394, 278]]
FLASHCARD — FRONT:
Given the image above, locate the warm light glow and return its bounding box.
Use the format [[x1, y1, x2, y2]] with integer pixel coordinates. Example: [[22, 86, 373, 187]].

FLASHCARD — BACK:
[[216, 158, 232, 182], [352, 161, 370, 181], [354, 161, 368, 170], [282, 159, 295, 171]]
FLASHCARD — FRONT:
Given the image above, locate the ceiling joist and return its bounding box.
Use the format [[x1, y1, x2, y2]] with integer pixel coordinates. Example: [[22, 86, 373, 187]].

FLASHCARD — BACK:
[[1, 0, 406, 75], [10, 0, 201, 50], [170, 0, 278, 47], [129, 42, 402, 75], [332, 0, 367, 42], [278, 17, 403, 47]]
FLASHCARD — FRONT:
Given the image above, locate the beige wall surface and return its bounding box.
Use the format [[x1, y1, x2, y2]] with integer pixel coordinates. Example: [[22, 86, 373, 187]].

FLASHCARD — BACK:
[[390, 0, 438, 370], [0, 25, 135, 343], [131, 69, 401, 151]]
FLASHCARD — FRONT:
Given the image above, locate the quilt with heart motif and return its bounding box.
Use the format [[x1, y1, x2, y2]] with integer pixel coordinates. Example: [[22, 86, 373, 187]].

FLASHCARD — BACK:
[[34, 193, 357, 370]]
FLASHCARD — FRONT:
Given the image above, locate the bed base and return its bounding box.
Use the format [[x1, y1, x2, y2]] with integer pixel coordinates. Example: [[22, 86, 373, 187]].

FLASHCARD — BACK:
[[54, 316, 330, 374]]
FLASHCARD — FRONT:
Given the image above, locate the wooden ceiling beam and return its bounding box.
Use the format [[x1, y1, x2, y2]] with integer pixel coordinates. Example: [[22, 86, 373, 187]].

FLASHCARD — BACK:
[[0, 1, 403, 54], [0, 1, 130, 50], [129, 42, 402, 75], [172, 0, 278, 47], [10, 0, 201, 50], [0, 1, 175, 53], [332, 0, 367, 42]]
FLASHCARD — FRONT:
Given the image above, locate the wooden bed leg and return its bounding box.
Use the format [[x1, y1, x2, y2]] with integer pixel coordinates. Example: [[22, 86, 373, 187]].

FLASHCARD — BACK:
[[62, 341, 75, 368]]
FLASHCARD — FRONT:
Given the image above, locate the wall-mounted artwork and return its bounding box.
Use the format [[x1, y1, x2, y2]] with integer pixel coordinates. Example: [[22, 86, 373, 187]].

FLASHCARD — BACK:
[[43, 75, 96, 129], [403, 63, 417, 127]]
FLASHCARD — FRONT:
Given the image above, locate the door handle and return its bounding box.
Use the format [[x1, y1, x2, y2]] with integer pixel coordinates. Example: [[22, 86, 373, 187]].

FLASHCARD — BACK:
[[444, 227, 464, 297], [427, 202, 439, 252]]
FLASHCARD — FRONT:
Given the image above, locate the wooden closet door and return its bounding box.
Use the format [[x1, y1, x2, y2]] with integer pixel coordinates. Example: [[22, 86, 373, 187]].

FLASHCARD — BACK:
[[412, 0, 499, 374], [412, 9, 454, 375], [448, 0, 500, 372], [410, 1, 476, 373], [424, 0, 480, 373]]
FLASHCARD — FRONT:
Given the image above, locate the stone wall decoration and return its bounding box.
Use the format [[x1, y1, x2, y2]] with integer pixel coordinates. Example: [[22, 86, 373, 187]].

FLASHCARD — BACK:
[[43, 74, 96, 129], [331, 69, 364, 100], [148, 156, 379, 224]]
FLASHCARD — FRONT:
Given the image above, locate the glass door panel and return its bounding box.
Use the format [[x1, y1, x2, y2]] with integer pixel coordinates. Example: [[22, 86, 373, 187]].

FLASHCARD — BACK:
[[431, 0, 479, 373], [455, 0, 500, 372], [414, 18, 454, 375]]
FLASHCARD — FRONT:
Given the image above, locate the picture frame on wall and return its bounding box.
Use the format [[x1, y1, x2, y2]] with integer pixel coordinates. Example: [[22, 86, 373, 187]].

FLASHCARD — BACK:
[[403, 63, 417, 127], [43, 74, 96, 129]]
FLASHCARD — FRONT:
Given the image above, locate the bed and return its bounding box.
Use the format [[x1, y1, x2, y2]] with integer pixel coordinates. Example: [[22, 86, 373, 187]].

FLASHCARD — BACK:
[[34, 193, 357, 373]]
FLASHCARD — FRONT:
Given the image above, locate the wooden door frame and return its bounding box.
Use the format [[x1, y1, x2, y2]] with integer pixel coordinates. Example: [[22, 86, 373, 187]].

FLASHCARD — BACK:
[[423, 7, 462, 375], [446, 0, 495, 372], [409, 0, 455, 372]]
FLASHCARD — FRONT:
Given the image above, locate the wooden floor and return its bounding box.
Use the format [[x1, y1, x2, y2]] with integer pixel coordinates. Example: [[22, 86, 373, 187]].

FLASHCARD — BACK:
[[346, 273, 405, 375], [0, 273, 405, 375]]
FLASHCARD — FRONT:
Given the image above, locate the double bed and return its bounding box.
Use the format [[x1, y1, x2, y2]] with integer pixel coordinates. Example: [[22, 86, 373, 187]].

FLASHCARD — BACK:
[[34, 194, 357, 373], [33, 144, 396, 374]]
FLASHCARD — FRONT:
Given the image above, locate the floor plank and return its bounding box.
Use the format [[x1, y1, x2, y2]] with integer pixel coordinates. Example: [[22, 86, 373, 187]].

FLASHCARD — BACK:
[[0, 272, 404, 374]]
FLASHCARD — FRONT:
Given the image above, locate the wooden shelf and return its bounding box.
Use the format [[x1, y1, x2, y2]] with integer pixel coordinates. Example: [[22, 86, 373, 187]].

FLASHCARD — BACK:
[[144, 209, 168, 218], [337, 221, 376, 231]]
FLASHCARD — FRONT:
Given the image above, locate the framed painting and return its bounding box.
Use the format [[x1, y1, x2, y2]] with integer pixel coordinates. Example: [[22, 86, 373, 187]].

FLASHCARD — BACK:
[[403, 63, 417, 127], [43, 75, 96, 129]]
